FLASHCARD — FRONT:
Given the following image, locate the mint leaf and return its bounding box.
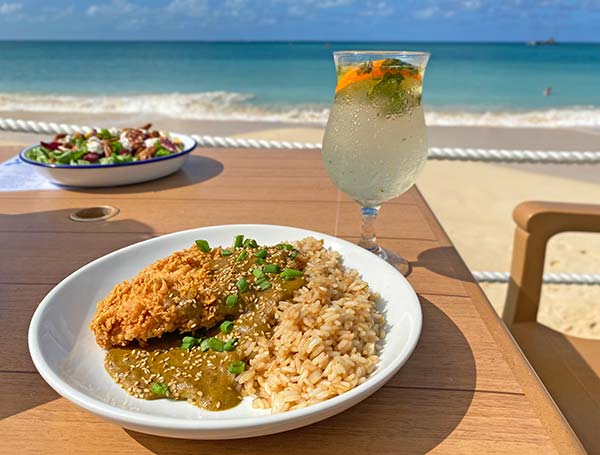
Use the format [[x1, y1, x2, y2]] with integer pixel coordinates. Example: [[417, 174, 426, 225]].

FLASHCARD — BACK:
[[97, 128, 112, 140], [380, 58, 419, 74], [357, 60, 373, 75], [110, 141, 123, 154], [368, 72, 408, 116]]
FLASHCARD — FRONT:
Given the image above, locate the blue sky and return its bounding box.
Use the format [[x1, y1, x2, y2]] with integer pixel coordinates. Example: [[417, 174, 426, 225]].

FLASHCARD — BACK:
[[0, 0, 599, 41]]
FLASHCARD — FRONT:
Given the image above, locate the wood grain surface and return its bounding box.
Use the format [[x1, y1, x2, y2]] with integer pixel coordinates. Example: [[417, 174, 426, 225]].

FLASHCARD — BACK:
[[0, 145, 585, 454]]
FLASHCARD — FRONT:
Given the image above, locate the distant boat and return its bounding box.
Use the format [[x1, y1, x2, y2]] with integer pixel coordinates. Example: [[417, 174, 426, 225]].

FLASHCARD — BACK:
[[527, 37, 557, 46]]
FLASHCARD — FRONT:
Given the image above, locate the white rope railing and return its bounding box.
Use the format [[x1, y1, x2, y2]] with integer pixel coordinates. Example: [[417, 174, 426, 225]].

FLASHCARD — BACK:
[[472, 271, 600, 285], [2, 116, 599, 285], [2, 117, 600, 164]]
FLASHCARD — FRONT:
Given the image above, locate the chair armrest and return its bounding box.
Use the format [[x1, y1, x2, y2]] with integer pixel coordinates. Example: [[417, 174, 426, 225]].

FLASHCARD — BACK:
[[503, 201, 600, 326], [514, 201, 600, 236]]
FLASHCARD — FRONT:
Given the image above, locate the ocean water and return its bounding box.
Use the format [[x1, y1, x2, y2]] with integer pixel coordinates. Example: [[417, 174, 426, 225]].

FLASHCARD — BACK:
[[1, 41, 599, 127]]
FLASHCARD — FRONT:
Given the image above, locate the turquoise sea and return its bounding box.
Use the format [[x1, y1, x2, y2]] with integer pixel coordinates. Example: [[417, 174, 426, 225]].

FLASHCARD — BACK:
[[1, 41, 599, 127]]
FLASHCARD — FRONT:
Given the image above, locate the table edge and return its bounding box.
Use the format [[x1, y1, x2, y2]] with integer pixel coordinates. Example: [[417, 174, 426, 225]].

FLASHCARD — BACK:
[[413, 186, 586, 455]]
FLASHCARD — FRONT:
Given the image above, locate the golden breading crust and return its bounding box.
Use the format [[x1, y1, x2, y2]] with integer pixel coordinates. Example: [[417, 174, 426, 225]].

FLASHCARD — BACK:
[[90, 246, 219, 349]]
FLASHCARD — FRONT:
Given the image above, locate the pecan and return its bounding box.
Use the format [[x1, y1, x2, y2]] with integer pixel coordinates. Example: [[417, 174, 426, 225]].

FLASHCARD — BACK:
[[53, 133, 67, 141], [139, 123, 152, 131], [102, 141, 112, 157], [124, 129, 145, 150], [62, 142, 74, 149], [72, 132, 83, 140], [149, 130, 160, 138], [137, 146, 156, 160]]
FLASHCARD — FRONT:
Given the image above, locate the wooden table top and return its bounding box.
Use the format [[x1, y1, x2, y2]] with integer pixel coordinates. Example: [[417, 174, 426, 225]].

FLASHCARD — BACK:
[[0, 145, 585, 454]]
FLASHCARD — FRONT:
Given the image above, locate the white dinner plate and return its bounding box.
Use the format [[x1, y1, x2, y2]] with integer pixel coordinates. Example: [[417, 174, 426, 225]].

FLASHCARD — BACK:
[[28, 225, 422, 439], [19, 133, 196, 187]]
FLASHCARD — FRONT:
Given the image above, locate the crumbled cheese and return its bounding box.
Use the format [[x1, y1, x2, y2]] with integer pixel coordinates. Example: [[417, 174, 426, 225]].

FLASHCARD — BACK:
[[87, 137, 102, 154], [109, 127, 119, 136], [119, 132, 132, 151], [144, 138, 159, 148]]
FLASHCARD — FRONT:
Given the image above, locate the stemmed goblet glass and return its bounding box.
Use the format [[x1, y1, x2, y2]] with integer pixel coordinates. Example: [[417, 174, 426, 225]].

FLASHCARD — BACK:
[[322, 51, 430, 276]]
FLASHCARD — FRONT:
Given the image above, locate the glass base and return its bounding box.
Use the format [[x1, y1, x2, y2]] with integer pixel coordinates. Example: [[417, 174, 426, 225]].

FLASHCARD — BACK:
[[363, 245, 412, 276]]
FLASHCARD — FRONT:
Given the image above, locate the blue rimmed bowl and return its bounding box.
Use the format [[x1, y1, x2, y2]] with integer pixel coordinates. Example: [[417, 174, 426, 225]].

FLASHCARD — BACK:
[[19, 133, 197, 188]]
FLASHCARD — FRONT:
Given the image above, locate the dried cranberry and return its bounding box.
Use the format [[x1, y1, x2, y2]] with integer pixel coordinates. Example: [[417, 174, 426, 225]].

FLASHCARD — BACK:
[[82, 153, 100, 162], [159, 138, 177, 152], [119, 148, 130, 155], [41, 141, 60, 150]]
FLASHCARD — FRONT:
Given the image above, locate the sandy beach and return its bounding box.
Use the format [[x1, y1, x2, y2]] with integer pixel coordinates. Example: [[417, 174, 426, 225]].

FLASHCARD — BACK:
[[1, 111, 598, 339]]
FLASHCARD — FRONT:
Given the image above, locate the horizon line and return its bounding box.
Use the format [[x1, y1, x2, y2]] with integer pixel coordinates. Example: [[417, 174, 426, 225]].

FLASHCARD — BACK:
[[1, 39, 599, 44]]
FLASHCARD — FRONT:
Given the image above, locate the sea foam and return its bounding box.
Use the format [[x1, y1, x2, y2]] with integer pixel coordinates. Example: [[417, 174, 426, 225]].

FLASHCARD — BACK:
[[1, 92, 599, 129]]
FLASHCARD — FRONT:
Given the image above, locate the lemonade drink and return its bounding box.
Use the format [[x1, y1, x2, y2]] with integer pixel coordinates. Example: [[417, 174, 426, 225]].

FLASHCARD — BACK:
[[322, 55, 428, 208]]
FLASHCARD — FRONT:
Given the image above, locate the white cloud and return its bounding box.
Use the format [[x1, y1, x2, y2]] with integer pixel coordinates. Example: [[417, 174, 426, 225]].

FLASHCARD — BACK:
[[461, 0, 483, 10], [413, 6, 440, 18], [86, 5, 99, 16], [86, 0, 138, 17], [277, 0, 354, 17], [166, 0, 209, 17], [318, 0, 354, 8], [224, 0, 247, 15], [361, 0, 394, 16], [0, 2, 22, 15]]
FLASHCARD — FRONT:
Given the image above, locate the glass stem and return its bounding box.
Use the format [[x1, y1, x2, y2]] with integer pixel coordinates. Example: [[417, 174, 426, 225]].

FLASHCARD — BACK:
[[359, 206, 380, 252]]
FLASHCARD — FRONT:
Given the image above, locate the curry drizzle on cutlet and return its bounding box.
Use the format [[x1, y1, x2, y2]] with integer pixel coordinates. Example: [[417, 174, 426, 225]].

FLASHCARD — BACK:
[[104, 243, 306, 411]]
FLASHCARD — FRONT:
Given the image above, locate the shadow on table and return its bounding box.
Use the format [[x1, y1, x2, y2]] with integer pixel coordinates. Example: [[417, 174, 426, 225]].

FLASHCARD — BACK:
[[1, 209, 156, 419], [0, 208, 156, 235], [127, 298, 475, 454], [62, 155, 224, 195], [411, 246, 477, 284]]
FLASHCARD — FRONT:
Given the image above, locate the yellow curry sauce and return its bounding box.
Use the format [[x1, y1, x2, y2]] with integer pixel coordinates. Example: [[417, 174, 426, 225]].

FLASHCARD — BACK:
[[104, 242, 306, 411]]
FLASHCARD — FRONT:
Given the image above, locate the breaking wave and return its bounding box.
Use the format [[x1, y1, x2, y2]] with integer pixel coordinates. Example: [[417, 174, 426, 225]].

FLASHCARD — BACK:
[[1, 92, 599, 128]]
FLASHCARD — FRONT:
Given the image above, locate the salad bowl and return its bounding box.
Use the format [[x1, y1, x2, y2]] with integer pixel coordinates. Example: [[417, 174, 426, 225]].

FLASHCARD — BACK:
[[19, 132, 197, 188]]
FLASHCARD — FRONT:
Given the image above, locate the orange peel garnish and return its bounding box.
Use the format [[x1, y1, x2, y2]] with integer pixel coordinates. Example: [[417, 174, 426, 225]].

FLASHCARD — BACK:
[[335, 59, 422, 94]]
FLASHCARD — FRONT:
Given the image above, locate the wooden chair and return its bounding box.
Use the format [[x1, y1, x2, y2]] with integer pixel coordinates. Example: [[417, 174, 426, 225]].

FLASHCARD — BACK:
[[503, 201, 600, 454]]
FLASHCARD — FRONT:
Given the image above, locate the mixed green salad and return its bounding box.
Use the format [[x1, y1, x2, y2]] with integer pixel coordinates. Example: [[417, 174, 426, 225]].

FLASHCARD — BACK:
[[24, 124, 185, 166]]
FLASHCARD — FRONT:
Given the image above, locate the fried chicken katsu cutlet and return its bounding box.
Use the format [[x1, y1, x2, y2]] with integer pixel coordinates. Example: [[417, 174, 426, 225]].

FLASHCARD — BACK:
[[90, 246, 221, 349]]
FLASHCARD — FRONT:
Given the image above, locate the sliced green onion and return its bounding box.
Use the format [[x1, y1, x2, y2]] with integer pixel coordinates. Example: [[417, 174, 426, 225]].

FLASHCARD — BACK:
[[255, 257, 266, 265], [151, 382, 168, 395], [236, 250, 249, 262], [220, 320, 234, 334], [225, 294, 239, 308], [281, 268, 303, 281], [285, 268, 303, 276], [223, 338, 238, 351], [236, 278, 249, 293], [257, 279, 272, 291], [290, 250, 298, 260], [206, 337, 225, 352], [277, 243, 294, 250], [200, 338, 210, 352], [181, 336, 196, 350], [243, 238, 258, 248], [263, 263, 279, 274], [221, 248, 233, 257], [195, 239, 211, 253], [252, 267, 266, 280], [254, 249, 268, 259], [228, 360, 246, 375], [233, 234, 244, 248]]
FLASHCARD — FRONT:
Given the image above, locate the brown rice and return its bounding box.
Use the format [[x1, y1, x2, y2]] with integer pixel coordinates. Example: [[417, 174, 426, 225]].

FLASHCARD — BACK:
[[236, 237, 385, 413]]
